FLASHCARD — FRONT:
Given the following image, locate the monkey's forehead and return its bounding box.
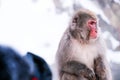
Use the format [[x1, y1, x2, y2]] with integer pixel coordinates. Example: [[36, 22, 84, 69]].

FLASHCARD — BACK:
[[72, 9, 97, 20]]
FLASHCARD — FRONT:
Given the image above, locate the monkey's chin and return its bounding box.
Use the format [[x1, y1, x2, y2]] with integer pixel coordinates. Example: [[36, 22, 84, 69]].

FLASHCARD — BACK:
[[89, 36, 98, 43], [90, 36, 97, 39]]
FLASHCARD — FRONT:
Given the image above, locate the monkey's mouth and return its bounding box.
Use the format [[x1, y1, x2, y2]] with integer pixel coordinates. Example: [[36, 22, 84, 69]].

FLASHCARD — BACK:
[[90, 34, 97, 39], [90, 30, 97, 39]]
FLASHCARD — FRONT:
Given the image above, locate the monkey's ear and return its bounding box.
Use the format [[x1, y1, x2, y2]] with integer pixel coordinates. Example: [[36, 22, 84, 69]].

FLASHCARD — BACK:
[[25, 52, 52, 80], [70, 17, 78, 30], [72, 16, 78, 23], [72, 14, 80, 25]]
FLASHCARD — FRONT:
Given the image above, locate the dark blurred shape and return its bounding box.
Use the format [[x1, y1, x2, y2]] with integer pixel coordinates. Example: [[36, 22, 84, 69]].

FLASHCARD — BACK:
[[25, 52, 52, 80], [0, 45, 52, 80], [0, 46, 30, 80]]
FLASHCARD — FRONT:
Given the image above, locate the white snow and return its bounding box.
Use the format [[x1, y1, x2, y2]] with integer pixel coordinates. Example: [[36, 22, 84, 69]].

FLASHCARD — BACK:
[[102, 31, 119, 50], [107, 50, 120, 63], [0, 0, 69, 64], [0, 0, 119, 66], [78, 0, 110, 23], [114, 0, 120, 4]]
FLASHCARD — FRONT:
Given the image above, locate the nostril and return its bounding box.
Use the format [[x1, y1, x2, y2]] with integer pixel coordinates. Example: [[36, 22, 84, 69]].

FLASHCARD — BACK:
[[95, 30, 97, 33]]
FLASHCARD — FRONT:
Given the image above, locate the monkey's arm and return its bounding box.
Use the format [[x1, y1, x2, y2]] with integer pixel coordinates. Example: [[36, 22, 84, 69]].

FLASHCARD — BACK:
[[94, 56, 112, 80], [62, 61, 96, 80]]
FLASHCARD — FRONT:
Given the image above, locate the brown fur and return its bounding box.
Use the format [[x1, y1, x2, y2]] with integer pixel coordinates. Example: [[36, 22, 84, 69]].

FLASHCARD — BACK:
[[69, 9, 98, 44], [94, 56, 107, 80], [56, 9, 112, 80], [61, 61, 96, 80]]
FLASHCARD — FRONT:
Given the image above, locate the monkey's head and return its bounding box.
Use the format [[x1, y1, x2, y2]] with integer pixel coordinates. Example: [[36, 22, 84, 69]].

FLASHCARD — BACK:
[[69, 9, 99, 43]]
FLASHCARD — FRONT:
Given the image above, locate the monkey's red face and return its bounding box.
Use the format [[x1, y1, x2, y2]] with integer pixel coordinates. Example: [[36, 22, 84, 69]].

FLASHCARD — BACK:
[[70, 14, 99, 43], [87, 19, 97, 39]]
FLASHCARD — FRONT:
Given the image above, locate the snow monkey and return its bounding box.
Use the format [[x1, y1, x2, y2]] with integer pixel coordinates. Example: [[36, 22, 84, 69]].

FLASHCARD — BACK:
[[56, 9, 112, 80]]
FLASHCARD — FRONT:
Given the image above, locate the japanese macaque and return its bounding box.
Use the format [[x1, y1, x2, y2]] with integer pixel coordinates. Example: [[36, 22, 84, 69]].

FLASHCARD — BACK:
[[56, 9, 112, 80]]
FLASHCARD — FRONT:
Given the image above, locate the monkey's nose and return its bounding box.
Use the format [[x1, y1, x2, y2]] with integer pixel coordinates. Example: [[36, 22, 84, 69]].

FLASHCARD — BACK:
[[95, 30, 97, 33]]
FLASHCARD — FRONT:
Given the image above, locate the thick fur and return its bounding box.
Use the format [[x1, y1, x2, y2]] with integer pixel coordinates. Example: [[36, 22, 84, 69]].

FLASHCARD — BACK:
[[56, 9, 112, 80], [61, 61, 96, 80]]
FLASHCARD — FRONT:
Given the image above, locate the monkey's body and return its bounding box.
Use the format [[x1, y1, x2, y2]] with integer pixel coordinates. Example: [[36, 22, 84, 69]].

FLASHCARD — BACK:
[[57, 31, 108, 80], [56, 9, 112, 80]]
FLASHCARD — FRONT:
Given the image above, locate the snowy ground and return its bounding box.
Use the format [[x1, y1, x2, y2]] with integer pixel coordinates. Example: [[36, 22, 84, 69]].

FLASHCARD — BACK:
[[0, 0, 120, 66], [0, 0, 68, 65]]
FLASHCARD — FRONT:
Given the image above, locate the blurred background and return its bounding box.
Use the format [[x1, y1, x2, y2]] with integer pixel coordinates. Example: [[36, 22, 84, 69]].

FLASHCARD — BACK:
[[0, 0, 120, 80]]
